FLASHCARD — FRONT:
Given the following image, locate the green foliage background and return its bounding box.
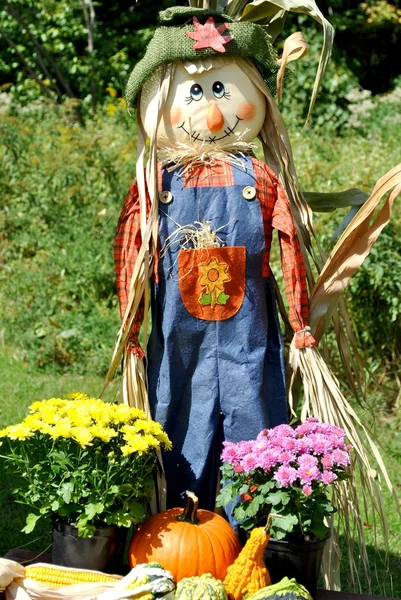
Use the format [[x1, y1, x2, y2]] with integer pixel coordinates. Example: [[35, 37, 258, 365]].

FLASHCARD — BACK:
[[0, 0, 400, 379], [0, 102, 136, 374]]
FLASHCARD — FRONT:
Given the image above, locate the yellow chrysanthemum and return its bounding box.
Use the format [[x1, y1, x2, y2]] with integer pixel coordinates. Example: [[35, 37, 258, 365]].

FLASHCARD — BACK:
[[6, 424, 34, 440], [71, 427, 94, 447], [0, 426, 10, 438], [90, 426, 117, 443], [132, 419, 159, 434], [155, 431, 173, 450], [48, 424, 71, 439], [142, 434, 161, 449], [121, 433, 150, 455], [113, 404, 146, 424], [121, 445, 134, 456], [66, 392, 89, 401]]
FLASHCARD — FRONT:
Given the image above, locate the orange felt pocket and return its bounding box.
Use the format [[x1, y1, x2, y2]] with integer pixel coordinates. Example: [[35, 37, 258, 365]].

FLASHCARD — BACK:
[[178, 246, 246, 321]]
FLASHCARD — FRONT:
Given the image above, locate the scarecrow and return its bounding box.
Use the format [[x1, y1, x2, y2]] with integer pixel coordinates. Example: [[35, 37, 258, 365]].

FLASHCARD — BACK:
[[107, 1, 401, 590], [113, 5, 319, 513]]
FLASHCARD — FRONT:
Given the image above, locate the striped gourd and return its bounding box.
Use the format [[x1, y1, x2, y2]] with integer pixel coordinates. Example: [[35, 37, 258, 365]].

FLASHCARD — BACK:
[[244, 577, 313, 600], [116, 562, 176, 598], [175, 573, 227, 600]]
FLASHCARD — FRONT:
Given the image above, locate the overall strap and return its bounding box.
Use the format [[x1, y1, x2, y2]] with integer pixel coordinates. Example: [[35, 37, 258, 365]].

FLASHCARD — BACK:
[[230, 154, 256, 187]]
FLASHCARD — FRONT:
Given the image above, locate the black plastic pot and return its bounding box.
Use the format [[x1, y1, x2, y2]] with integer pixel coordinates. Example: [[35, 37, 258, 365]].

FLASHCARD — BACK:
[[264, 535, 329, 598], [52, 519, 127, 574]]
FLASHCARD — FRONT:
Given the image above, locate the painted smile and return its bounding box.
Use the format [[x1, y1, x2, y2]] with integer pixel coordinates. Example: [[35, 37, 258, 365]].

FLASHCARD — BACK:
[[177, 117, 242, 145]]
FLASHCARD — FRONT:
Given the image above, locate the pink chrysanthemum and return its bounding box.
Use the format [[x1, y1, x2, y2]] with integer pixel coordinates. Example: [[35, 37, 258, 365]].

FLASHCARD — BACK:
[[269, 424, 296, 439], [221, 442, 240, 464], [307, 433, 332, 455], [278, 450, 296, 464], [302, 484, 313, 496], [297, 465, 320, 484], [297, 454, 319, 469], [256, 428, 270, 441], [331, 448, 351, 467], [241, 454, 258, 472], [321, 453, 334, 469], [256, 449, 281, 471], [236, 441, 254, 457], [274, 465, 298, 487], [295, 417, 320, 436], [296, 436, 314, 454], [321, 470, 338, 485]]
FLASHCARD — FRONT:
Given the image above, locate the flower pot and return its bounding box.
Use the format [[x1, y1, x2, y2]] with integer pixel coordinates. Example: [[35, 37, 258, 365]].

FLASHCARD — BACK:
[[264, 535, 329, 598], [52, 519, 127, 574]]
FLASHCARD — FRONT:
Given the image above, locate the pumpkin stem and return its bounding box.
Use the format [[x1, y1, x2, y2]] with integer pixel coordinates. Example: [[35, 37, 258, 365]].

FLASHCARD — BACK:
[[177, 491, 200, 524]]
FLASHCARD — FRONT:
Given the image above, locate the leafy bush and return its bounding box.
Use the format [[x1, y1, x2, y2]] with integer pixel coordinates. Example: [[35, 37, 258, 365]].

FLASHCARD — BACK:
[[280, 23, 359, 131], [347, 224, 401, 370], [0, 0, 173, 109], [0, 100, 137, 374]]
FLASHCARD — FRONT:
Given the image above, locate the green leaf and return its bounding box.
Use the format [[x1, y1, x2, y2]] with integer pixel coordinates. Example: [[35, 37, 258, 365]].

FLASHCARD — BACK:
[[309, 520, 330, 540], [258, 481, 276, 495], [216, 483, 235, 507], [118, 484, 133, 495], [128, 500, 146, 523], [266, 490, 290, 506], [22, 513, 41, 534], [234, 502, 251, 522], [273, 513, 298, 533], [304, 188, 369, 213], [51, 500, 60, 512], [85, 502, 105, 520], [60, 481, 74, 504], [220, 463, 235, 479], [247, 496, 266, 517]]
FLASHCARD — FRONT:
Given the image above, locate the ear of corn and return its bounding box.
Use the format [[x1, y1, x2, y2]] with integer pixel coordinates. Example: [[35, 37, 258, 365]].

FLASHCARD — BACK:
[[25, 564, 121, 587], [224, 527, 271, 600]]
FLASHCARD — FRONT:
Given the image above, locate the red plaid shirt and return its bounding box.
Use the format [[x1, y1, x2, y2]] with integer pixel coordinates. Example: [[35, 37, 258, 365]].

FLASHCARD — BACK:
[[114, 157, 312, 356]]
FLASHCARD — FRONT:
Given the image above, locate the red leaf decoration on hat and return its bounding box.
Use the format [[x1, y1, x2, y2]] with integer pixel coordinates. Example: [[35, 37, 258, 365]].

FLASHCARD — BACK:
[[186, 17, 233, 53]]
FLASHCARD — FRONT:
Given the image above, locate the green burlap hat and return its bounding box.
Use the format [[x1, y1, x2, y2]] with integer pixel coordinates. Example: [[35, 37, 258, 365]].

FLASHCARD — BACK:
[[126, 6, 278, 108]]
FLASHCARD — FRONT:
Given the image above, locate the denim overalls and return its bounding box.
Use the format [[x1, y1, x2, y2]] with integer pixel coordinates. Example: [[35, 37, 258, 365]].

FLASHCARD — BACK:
[[148, 155, 287, 512]]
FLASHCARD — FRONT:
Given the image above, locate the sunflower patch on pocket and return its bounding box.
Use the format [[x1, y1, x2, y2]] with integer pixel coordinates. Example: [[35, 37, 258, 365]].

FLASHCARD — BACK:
[[178, 246, 246, 321]]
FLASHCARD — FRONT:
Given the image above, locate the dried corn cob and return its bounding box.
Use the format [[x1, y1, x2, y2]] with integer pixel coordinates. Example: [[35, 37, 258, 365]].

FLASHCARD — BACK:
[[25, 564, 121, 587]]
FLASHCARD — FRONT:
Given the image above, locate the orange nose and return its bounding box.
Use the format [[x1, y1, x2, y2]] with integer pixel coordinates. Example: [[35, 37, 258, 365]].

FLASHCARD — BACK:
[[207, 102, 225, 132]]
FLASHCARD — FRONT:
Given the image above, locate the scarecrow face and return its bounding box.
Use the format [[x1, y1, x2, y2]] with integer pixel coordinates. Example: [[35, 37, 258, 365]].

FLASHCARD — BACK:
[[141, 61, 266, 149]]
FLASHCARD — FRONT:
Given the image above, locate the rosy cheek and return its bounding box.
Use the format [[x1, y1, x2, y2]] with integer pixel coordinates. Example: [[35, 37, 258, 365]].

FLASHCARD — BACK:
[[236, 102, 257, 121], [165, 106, 183, 126]]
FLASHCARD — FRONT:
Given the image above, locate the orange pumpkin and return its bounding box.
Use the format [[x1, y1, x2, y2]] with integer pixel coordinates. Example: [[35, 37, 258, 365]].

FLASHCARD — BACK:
[[128, 491, 241, 582]]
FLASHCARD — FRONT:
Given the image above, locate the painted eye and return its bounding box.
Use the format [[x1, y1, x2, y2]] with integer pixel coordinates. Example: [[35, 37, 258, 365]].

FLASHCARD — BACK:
[[212, 81, 225, 99], [190, 83, 203, 101]]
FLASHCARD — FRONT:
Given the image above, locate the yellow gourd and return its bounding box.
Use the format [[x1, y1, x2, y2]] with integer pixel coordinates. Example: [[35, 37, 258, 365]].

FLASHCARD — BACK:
[[223, 527, 271, 600]]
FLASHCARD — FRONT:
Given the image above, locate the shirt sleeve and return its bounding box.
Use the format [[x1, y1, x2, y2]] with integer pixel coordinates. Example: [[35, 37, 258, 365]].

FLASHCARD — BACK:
[[271, 180, 316, 348], [114, 179, 145, 358]]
